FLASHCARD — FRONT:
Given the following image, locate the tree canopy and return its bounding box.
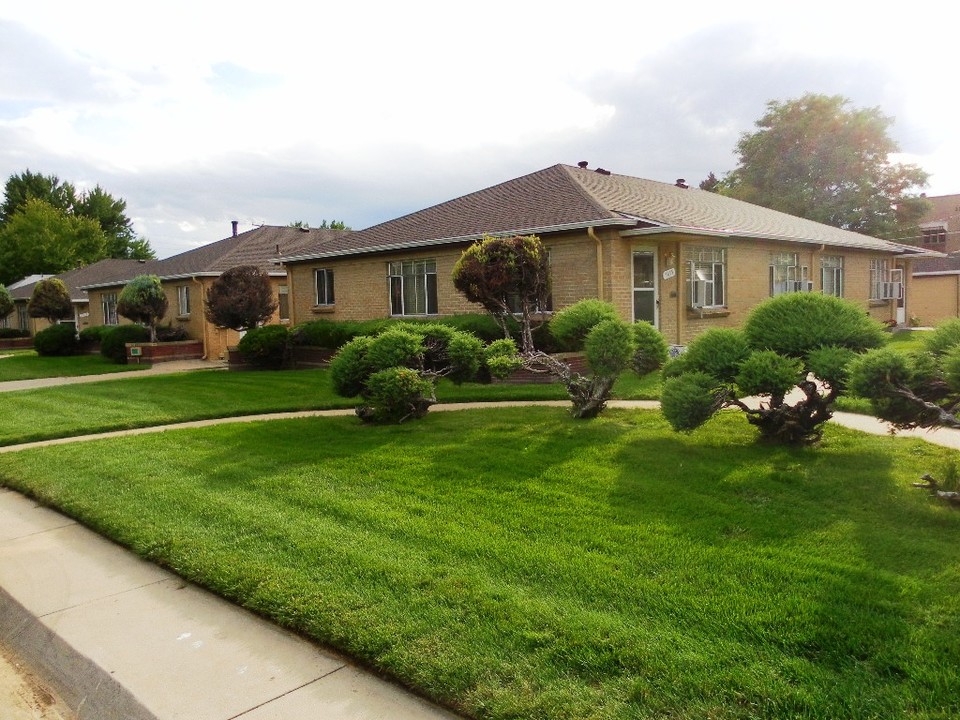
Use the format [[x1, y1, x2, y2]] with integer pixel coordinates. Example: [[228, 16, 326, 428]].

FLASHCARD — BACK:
[[204, 265, 278, 332], [708, 94, 929, 239], [452, 234, 551, 353], [0, 199, 107, 286], [117, 275, 168, 342], [27, 278, 73, 324], [0, 170, 154, 285]]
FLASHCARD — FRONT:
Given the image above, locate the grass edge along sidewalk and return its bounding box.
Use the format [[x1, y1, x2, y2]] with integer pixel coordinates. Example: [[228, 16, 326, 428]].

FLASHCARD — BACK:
[[1, 407, 957, 720]]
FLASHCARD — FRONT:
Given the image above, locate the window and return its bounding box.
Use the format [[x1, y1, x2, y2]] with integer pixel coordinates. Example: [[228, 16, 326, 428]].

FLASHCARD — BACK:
[[920, 225, 947, 246], [769, 252, 810, 295], [820, 256, 844, 297], [17, 304, 28, 331], [177, 285, 190, 316], [278, 285, 290, 321], [687, 247, 726, 309], [870, 259, 903, 300], [102, 292, 118, 325], [389, 259, 437, 315], [314, 269, 335, 306]]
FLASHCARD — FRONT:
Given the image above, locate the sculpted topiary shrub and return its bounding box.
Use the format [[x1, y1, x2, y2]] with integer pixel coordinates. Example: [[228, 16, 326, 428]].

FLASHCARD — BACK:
[[661, 292, 886, 444], [330, 325, 514, 423], [28, 278, 72, 324], [547, 299, 618, 352], [117, 275, 168, 342]]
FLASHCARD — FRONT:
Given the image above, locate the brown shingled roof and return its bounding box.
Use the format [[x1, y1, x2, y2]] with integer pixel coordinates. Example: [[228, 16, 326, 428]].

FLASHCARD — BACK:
[[82, 225, 347, 289], [8, 259, 148, 302], [281, 164, 931, 262]]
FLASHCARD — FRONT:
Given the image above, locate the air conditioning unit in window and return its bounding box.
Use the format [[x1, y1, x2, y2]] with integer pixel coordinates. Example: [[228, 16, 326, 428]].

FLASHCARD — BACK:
[[791, 280, 814, 292]]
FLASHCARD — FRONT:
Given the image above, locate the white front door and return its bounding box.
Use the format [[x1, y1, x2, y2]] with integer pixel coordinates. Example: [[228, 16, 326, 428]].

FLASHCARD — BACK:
[[632, 249, 658, 326]]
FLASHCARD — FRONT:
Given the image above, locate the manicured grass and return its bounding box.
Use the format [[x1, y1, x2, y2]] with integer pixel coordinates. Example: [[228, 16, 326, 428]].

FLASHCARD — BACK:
[[886, 330, 931, 355], [0, 351, 148, 381], [0, 368, 660, 446], [1, 408, 957, 719]]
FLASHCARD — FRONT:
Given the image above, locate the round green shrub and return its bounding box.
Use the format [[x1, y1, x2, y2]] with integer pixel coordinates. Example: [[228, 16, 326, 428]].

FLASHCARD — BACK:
[[680, 328, 751, 382], [78, 326, 110, 344], [330, 336, 374, 397], [156, 324, 189, 342], [632, 322, 669, 376], [549, 299, 619, 351], [33, 324, 79, 356], [444, 332, 485, 384], [237, 325, 290, 369], [924, 318, 960, 357], [364, 330, 423, 371], [584, 318, 635, 377], [361, 367, 434, 423], [744, 293, 886, 357], [100, 324, 150, 363], [661, 371, 721, 431], [806, 345, 858, 389], [735, 350, 803, 397]]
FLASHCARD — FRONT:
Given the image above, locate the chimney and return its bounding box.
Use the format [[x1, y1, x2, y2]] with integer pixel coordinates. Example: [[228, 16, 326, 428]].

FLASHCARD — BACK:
[[675, 179, 688, 189], [231, 220, 238, 237], [578, 161, 588, 169]]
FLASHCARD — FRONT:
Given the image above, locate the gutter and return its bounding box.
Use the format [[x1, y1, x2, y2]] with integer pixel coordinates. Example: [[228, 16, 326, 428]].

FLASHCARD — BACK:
[[622, 225, 941, 257]]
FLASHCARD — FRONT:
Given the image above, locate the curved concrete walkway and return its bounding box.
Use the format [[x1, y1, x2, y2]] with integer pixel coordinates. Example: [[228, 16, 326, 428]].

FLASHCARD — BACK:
[[0, 359, 223, 394], [2, 368, 959, 718]]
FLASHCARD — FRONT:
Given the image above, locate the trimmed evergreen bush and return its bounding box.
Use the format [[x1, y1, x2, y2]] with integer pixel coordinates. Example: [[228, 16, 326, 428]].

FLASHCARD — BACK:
[[360, 367, 435, 423], [632, 322, 669, 376], [237, 325, 290, 369], [100, 325, 151, 364], [0, 328, 29, 339], [548, 299, 619, 351], [33, 323, 79, 356]]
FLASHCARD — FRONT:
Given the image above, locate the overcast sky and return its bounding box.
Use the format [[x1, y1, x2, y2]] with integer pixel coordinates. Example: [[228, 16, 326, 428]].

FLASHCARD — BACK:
[[2, 1, 957, 259]]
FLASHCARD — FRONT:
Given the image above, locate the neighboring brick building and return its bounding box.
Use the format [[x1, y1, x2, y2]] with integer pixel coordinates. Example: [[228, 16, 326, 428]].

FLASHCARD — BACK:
[[2, 259, 147, 335], [909, 194, 960, 326], [81, 224, 346, 360], [280, 164, 936, 346]]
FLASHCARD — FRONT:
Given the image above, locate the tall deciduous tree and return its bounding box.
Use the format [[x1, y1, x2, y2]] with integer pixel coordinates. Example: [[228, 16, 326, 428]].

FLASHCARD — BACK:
[[204, 265, 278, 332], [75, 185, 154, 259], [452, 234, 550, 353], [0, 199, 107, 285], [27, 278, 73, 324], [0, 170, 76, 222], [0, 171, 154, 283], [722, 94, 930, 239], [117, 275, 168, 342]]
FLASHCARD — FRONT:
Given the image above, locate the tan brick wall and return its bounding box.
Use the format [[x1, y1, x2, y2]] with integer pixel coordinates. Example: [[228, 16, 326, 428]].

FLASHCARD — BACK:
[[911, 275, 959, 326], [284, 231, 907, 347]]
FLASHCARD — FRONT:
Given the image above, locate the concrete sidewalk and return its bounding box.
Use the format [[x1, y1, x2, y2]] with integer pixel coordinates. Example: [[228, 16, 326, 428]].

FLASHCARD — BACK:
[[0, 359, 223, 394], [0, 488, 462, 720]]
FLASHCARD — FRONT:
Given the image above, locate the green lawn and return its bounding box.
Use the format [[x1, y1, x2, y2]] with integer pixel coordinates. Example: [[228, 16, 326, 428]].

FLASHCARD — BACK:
[[0, 351, 149, 381], [0, 368, 661, 447], [0, 408, 956, 719]]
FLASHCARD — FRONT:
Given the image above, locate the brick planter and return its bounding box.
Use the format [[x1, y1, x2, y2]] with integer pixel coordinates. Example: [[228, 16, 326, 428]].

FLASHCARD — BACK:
[[126, 340, 204, 364], [496, 352, 588, 384], [0, 338, 33, 350], [226, 345, 336, 371]]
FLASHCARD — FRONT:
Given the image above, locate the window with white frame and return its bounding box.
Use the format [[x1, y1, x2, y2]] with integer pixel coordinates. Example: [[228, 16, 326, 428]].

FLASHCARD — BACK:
[[278, 285, 289, 321], [177, 285, 190, 316], [17, 304, 28, 331], [687, 247, 726, 309], [769, 252, 810, 295], [314, 268, 335, 306], [102, 292, 118, 325], [870, 258, 903, 300], [820, 256, 844, 297], [389, 259, 437, 315]]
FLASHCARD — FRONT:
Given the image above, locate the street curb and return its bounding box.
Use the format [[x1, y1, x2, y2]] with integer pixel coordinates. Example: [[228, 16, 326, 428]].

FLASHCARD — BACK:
[[0, 586, 155, 720]]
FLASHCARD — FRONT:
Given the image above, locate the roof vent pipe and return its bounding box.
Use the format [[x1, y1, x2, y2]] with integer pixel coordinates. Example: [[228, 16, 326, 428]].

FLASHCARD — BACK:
[[231, 220, 238, 237]]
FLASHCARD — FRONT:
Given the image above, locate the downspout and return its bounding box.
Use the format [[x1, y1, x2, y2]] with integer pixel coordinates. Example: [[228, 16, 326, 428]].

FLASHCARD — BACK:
[[191, 276, 208, 360], [587, 226, 603, 302], [282, 261, 297, 326]]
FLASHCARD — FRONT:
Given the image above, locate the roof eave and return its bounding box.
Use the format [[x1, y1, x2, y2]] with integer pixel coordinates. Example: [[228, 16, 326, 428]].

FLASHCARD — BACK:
[[278, 218, 632, 264]]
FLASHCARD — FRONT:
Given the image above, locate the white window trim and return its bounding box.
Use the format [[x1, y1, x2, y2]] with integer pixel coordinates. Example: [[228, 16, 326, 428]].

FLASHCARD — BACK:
[[389, 259, 438, 316], [687, 247, 726, 310], [177, 285, 190, 317]]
